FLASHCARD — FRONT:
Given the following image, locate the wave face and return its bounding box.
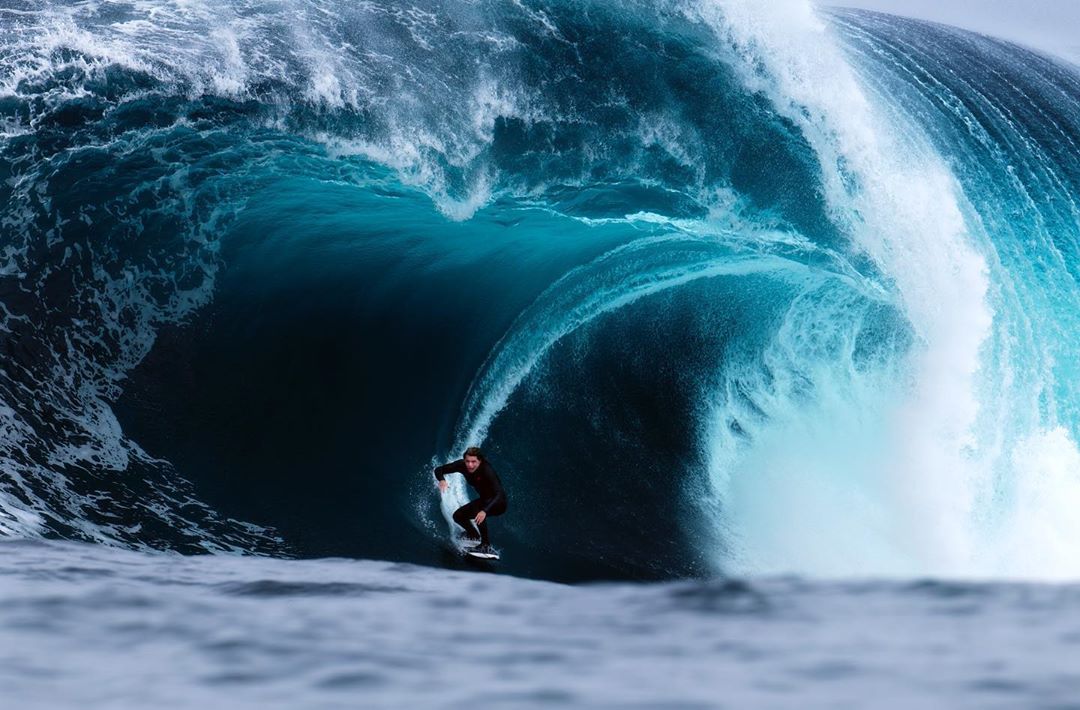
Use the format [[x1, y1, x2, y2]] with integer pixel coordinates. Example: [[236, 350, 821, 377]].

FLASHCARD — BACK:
[[1, 0, 1078, 579]]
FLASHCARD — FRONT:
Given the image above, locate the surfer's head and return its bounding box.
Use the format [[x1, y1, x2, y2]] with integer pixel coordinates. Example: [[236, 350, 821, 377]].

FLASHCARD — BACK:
[[463, 447, 484, 472]]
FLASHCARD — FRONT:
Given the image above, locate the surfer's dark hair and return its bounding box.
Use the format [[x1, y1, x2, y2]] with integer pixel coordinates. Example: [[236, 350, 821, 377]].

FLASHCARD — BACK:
[[463, 447, 484, 460]]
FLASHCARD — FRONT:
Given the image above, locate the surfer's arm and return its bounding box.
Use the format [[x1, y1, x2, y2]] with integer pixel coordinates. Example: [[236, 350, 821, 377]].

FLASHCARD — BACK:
[[481, 490, 505, 513], [433, 460, 465, 491], [480, 469, 506, 513], [433, 460, 465, 481]]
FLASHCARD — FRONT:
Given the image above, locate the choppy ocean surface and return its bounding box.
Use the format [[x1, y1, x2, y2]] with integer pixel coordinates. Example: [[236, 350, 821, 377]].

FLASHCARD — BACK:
[[4, 539, 1080, 709]]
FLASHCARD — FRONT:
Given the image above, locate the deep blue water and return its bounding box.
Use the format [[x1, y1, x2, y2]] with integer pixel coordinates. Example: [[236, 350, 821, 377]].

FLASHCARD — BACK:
[[2, 0, 1080, 704]]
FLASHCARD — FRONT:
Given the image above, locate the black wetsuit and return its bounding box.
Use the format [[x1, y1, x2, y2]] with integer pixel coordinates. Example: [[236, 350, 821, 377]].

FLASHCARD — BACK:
[[434, 459, 508, 545]]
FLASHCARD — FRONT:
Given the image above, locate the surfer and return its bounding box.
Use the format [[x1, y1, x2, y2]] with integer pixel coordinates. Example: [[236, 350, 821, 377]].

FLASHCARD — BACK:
[[434, 447, 507, 556]]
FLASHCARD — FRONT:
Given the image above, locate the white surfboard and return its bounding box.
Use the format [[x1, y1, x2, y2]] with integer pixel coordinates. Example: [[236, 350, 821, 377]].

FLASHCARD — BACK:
[[465, 547, 500, 560]]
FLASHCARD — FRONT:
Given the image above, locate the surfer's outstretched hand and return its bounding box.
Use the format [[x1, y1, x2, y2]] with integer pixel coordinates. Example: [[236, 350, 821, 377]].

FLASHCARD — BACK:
[[474, 510, 487, 524], [437, 480, 448, 493]]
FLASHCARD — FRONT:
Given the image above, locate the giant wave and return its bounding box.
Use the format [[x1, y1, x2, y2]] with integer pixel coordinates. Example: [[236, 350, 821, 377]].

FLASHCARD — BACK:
[[1, 0, 1078, 581]]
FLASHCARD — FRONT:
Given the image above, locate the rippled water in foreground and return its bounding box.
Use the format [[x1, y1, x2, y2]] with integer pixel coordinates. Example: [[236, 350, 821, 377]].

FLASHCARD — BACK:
[[3, 540, 1079, 708]]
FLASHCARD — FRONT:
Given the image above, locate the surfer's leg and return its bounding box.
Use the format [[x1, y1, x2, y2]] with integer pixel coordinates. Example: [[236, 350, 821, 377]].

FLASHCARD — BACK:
[[452, 501, 483, 540]]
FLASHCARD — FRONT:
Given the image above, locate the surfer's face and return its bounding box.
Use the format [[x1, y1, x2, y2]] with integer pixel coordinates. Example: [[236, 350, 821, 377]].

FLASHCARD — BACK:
[[464, 455, 481, 473]]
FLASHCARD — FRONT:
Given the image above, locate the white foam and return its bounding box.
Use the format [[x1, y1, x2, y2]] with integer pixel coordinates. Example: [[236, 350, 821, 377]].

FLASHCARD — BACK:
[[682, 0, 1002, 574], [687, 0, 1080, 580]]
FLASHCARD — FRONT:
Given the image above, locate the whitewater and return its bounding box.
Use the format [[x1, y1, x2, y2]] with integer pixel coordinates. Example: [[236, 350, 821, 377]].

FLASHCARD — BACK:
[[2, 0, 1080, 705]]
